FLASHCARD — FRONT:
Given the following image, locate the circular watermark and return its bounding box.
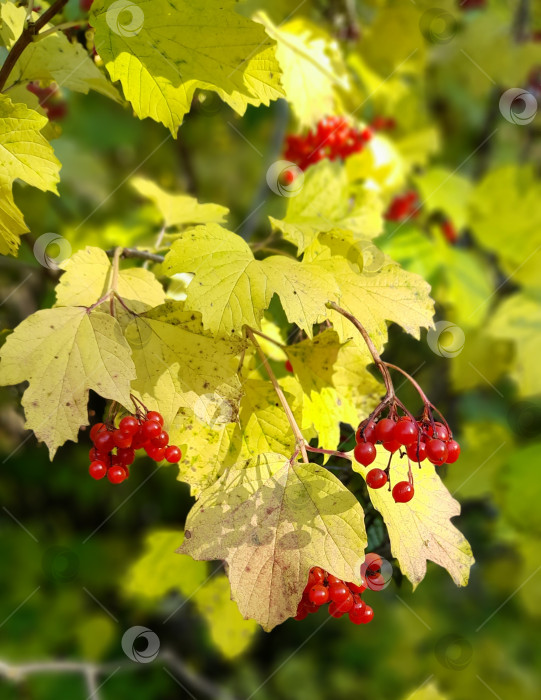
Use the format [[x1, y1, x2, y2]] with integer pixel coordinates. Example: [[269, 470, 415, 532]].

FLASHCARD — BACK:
[[33, 233, 72, 270], [124, 318, 153, 350], [499, 88, 537, 125], [122, 626, 160, 663], [42, 546, 79, 582], [359, 553, 393, 591], [358, 240, 385, 276], [419, 9, 457, 44], [193, 392, 235, 429], [196, 91, 222, 116], [266, 160, 304, 197], [507, 401, 541, 439], [106, 0, 144, 37], [434, 634, 473, 671], [427, 321, 465, 358]]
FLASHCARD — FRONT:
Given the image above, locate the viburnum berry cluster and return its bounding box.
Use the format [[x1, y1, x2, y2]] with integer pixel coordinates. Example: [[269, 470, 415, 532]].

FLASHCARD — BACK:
[[295, 554, 385, 624], [26, 82, 68, 122], [284, 116, 372, 171], [88, 409, 181, 484], [385, 190, 420, 222]]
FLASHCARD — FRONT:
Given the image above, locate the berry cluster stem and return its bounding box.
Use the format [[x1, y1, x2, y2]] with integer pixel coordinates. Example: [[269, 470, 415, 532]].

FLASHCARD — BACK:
[[246, 327, 309, 463]]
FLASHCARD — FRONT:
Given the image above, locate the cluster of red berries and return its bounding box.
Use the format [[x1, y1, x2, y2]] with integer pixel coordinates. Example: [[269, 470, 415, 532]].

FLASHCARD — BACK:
[[284, 116, 372, 171], [353, 416, 460, 503], [88, 411, 181, 484], [385, 190, 420, 222], [295, 554, 385, 624], [27, 82, 68, 121]]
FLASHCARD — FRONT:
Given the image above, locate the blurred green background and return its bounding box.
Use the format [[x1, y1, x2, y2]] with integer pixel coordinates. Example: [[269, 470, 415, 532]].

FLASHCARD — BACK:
[[1, 0, 541, 698]]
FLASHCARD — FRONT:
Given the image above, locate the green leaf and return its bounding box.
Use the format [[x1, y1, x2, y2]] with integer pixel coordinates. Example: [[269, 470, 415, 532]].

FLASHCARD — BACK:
[[499, 443, 541, 537], [0, 95, 61, 255], [487, 292, 541, 397], [55, 246, 166, 312], [131, 177, 229, 229], [269, 160, 384, 254], [353, 448, 474, 588], [90, 0, 284, 135], [125, 301, 245, 427], [255, 13, 348, 128], [413, 167, 472, 231], [180, 452, 367, 630], [0, 308, 135, 457], [0, 1, 120, 101], [163, 224, 338, 336]]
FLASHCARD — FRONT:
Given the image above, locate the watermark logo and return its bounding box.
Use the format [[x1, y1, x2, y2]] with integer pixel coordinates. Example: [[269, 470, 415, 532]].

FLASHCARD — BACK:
[[427, 321, 465, 358], [106, 0, 144, 37], [499, 88, 537, 125], [434, 634, 473, 671], [266, 160, 304, 197], [122, 626, 160, 663], [419, 9, 457, 44], [193, 392, 235, 429], [33, 233, 71, 270], [42, 546, 79, 582]]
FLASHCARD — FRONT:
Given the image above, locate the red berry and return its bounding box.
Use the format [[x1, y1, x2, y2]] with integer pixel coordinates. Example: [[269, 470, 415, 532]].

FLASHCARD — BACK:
[[328, 601, 346, 618], [294, 605, 308, 621], [141, 420, 161, 440], [393, 420, 418, 446], [107, 465, 127, 484], [94, 430, 114, 452], [366, 468, 388, 489], [285, 359, 294, 373], [329, 583, 349, 604], [348, 576, 367, 594], [426, 438, 448, 465], [363, 552, 382, 574], [356, 420, 376, 444], [392, 481, 414, 503], [89, 461, 107, 480], [146, 411, 164, 427], [431, 422, 449, 441], [116, 447, 135, 466], [353, 442, 376, 466], [446, 440, 461, 463], [357, 604, 374, 624], [310, 567, 325, 584], [326, 574, 342, 586], [151, 430, 169, 448], [348, 596, 367, 624], [164, 445, 182, 463], [131, 430, 147, 450], [113, 430, 132, 448], [309, 584, 329, 605], [119, 416, 139, 435], [406, 441, 427, 462], [145, 445, 165, 462], [374, 418, 395, 443], [90, 422, 106, 442], [383, 440, 401, 453]]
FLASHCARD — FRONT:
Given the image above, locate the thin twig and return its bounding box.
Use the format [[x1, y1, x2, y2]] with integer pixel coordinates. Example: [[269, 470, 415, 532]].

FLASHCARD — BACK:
[[105, 248, 165, 264], [246, 327, 309, 463], [248, 327, 286, 350], [109, 247, 122, 316], [305, 445, 352, 462], [36, 21, 87, 40]]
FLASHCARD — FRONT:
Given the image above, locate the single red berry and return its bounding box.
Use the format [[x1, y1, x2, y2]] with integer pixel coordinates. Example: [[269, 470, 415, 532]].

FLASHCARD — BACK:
[[107, 465, 127, 484], [119, 416, 139, 435], [356, 419, 377, 444], [329, 583, 349, 604], [446, 440, 461, 463], [131, 430, 147, 450], [392, 481, 414, 503], [309, 584, 329, 605], [310, 567, 325, 584], [164, 445, 182, 463], [393, 420, 418, 446], [146, 445, 166, 462], [151, 431, 169, 448], [141, 420, 161, 440], [146, 411, 164, 427], [113, 430, 132, 449], [353, 442, 377, 466], [426, 438, 448, 465], [89, 447, 99, 461], [374, 418, 395, 443], [326, 574, 342, 586], [383, 440, 401, 453], [94, 430, 114, 452], [432, 422, 449, 441], [294, 605, 308, 621], [285, 359, 294, 373], [328, 601, 346, 618], [90, 422, 106, 443], [116, 447, 135, 466], [406, 441, 427, 462], [348, 595, 367, 624], [366, 468, 388, 489], [348, 576, 367, 594], [89, 461, 107, 480], [357, 604, 374, 624]]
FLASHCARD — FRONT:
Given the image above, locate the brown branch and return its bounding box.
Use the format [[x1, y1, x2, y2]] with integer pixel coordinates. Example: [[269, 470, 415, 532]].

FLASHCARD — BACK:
[[105, 248, 165, 264], [0, 0, 69, 92]]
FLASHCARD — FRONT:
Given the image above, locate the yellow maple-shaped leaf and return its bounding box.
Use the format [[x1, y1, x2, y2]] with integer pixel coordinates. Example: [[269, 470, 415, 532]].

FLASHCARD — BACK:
[[168, 407, 243, 495], [0, 308, 135, 457], [353, 448, 474, 588], [90, 0, 284, 135], [269, 160, 384, 254], [125, 302, 245, 427], [193, 575, 259, 659], [0, 95, 60, 256], [163, 224, 338, 336], [0, 2, 120, 102], [486, 292, 541, 397], [131, 177, 229, 229], [55, 247, 165, 312], [255, 13, 348, 128], [324, 257, 435, 352], [180, 452, 367, 631]]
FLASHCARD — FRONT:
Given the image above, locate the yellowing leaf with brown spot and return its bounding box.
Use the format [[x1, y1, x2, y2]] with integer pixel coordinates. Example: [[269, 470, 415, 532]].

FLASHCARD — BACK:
[[180, 452, 367, 630], [0, 308, 135, 457], [353, 448, 474, 588]]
